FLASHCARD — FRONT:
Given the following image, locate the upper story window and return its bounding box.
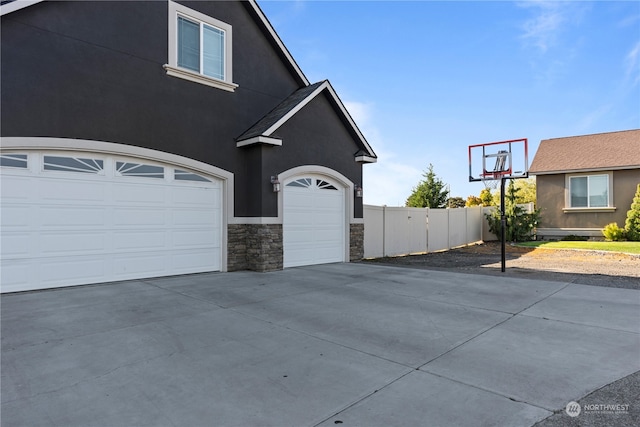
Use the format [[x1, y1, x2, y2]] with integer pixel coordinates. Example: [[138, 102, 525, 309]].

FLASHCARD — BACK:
[[178, 16, 225, 80], [568, 173, 610, 208], [164, 1, 238, 92]]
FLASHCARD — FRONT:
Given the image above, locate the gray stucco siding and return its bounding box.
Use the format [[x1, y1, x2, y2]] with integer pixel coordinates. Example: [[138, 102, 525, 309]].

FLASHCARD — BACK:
[[0, 0, 299, 169], [1, 0, 366, 221]]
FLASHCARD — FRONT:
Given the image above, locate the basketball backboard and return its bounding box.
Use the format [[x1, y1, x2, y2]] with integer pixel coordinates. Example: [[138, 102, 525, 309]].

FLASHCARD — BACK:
[[468, 138, 529, 183]]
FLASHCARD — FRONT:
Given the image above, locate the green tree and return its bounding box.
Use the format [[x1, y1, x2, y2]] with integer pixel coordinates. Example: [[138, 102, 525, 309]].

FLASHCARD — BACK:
[[406, 164, 449, 208], [492, 177, 536, 206], [624, 184, 640, 241], [485, 179, 541, 242], [517, 177, 537, 205], [479, 188, 495, 206], [465, 195, 483, 207], [467, 188, 496, 207], [447, 196, 466, 208]]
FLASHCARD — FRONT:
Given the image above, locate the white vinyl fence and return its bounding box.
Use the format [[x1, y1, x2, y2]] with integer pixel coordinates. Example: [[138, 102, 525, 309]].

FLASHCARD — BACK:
[[363, 203, 533, 258]]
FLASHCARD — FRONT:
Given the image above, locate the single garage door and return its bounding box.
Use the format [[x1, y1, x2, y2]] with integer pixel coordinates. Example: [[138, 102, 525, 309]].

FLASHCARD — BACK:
[[1, 152, 222, 293], [283, 176, 345, 268]]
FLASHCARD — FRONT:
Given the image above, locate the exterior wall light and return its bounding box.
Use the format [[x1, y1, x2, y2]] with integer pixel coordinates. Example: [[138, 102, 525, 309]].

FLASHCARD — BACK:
[[271, 176, 281, 192], [355, 185, 363, 198]]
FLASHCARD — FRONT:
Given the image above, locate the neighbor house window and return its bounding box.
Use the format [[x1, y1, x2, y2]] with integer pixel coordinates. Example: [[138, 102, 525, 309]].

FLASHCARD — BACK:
[[569, 174, 609, 208], [165, 1, 237, 92]]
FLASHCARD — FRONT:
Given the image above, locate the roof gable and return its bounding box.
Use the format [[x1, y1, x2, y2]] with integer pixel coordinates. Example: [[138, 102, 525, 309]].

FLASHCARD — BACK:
[[529, 129, 640, 174], [236, 80, 377, 162], [237, 81, 325, 145]]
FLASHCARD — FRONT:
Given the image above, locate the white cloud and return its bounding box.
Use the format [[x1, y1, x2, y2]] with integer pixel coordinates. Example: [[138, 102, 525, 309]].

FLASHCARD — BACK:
[[625, 40, 640, 87], [518, 1, 566, 53], [578, 104, 614, 131], [518, 1, 588, 54], [343, 100, 421, 206], [618, 13, 640, 29], [363, 161, 422, 207], [343, 101, 372, 133]]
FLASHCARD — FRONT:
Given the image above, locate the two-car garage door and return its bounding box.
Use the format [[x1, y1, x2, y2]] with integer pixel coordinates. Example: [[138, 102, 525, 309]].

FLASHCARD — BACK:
[[1, 152, 222, 293]]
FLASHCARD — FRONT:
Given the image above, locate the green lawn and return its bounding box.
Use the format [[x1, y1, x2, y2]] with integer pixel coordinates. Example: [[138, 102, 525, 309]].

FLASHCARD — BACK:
[[517, 241, 640, 254]]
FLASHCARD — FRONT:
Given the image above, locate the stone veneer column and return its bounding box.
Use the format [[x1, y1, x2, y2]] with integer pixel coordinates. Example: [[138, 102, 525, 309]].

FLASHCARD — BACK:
[[227, 224, 248, 271], [350, 223, 364, 261], [246, 224, 283, 272], [227, 224, 283, 272]]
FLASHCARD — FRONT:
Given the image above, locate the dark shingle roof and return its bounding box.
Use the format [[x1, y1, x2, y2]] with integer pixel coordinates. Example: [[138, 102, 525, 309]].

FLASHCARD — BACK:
[[529, 129, 640, 174], [237, 81, 325, 141]]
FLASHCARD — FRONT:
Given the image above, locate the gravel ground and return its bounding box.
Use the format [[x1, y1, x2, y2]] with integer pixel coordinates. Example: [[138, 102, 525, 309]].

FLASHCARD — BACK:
[[366, 241, 640, 289], [366, 242, 639, 426]]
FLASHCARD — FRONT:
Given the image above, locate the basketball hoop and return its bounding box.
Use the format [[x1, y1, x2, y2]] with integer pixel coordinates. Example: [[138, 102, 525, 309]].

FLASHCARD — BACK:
[[479, 149, 511, 191], [468, 139, 529, 274], [480, 175, 500, 190]]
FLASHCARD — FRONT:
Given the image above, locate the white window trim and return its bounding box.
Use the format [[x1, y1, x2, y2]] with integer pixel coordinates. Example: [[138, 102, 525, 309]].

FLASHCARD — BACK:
[[165, 0, 238, 92], [564, 171, 614, 211]]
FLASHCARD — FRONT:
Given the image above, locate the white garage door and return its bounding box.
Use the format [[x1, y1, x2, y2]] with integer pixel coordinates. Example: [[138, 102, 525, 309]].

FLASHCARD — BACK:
[[283, 176, 345, 268], [1, 152, 222, 293]]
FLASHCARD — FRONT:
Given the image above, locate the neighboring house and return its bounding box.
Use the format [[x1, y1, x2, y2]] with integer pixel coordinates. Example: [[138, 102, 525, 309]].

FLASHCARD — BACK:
[[0, 0, 377, 292], [529, 129, 640, 240]]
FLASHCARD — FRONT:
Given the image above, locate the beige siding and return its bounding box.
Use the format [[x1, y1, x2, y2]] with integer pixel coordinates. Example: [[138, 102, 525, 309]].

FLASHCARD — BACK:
[[537, 170, 640, 235], [537, 174, 566, 228]]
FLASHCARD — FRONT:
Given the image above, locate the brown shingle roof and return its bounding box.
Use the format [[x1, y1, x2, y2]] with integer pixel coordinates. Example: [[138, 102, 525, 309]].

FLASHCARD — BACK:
[[529, 129, 640, 174]]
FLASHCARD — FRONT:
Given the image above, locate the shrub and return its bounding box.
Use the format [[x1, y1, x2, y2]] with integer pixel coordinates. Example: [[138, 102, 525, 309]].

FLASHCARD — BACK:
[[602, 223, 626, 241], [560, 235, 588, 241], [485, 180, 541, 242], [624, 184, 640, 241]]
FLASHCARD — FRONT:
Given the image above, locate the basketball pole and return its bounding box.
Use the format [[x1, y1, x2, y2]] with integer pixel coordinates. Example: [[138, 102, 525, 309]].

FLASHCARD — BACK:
[[500, 177, 507, 272]]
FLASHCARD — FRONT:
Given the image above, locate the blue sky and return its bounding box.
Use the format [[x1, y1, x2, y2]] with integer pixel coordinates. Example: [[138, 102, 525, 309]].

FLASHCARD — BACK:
[[259, 0, 640, 206]]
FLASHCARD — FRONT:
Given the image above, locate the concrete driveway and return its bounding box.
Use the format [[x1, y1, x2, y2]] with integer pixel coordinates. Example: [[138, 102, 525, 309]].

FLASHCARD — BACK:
[[2, 263, 639, 426]]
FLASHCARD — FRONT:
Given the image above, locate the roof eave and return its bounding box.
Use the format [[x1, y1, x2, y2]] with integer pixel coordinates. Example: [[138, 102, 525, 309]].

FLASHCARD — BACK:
[[355, 155, 377, 163], [236, 135, 283, 147], [530, 165, 640, 175]]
